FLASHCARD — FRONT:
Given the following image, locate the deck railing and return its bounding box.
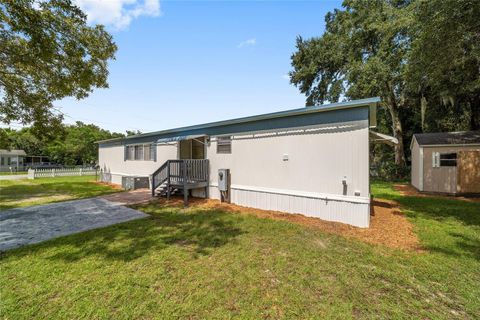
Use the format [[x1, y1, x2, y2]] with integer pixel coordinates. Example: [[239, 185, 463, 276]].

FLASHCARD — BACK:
[[151, 159, 209, 197]]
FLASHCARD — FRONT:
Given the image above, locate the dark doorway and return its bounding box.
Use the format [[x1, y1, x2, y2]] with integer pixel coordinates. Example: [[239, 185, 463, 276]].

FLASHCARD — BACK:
[[179, 137, 205, 159]]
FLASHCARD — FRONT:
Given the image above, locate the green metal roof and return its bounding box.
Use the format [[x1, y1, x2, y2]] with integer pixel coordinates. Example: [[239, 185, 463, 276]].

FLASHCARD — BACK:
[[97, 97, 380, 145]]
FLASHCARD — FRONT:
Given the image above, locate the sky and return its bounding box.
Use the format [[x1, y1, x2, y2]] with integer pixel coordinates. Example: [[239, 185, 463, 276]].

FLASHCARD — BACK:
[[56, 0, 343, 133]]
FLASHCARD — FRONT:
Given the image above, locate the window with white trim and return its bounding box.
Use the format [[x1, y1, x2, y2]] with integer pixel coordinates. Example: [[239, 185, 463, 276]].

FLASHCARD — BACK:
[[126, 143, 155, 161], [216, 136, 232, 154], [432, 152, 457, 167], [440, 152, 457, 167]]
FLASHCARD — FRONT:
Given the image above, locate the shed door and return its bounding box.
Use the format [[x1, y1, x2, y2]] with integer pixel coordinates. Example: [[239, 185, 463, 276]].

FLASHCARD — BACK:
[[457, 151, 480, 193]]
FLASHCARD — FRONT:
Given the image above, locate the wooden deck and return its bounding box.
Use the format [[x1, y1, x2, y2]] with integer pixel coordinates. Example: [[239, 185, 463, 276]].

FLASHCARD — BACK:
[[151, 159, 209, 206]]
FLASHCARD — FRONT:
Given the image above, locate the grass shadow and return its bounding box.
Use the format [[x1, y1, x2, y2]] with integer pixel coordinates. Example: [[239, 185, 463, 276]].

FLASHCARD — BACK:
[[397, 196, 480, 227], [425, 232, 480, 261], [9, 203, 245, 263]]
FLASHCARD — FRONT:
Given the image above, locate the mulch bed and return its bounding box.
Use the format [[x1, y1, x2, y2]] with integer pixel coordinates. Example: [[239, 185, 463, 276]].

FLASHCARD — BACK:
[[92, 181, 124, 190], [153, 196, 422, 251]]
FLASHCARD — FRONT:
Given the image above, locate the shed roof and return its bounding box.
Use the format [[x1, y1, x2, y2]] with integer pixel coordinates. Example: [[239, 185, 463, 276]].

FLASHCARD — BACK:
[[97, 97, 380, 145], [0, 149, 27, 156], [413, 131, 480, 146]]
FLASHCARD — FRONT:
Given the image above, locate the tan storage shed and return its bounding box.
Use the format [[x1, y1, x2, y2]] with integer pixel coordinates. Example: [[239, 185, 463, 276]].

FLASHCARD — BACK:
[[410, 131, 480, 194]]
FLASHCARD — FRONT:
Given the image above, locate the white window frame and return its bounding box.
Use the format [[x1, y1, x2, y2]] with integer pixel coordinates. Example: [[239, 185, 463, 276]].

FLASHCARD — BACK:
[[439, 152, 457, 167], [125, 143, 155, 161], [432, 152, 440, 168], [216, 136, 232, 154], [432, 152, 457, 167]]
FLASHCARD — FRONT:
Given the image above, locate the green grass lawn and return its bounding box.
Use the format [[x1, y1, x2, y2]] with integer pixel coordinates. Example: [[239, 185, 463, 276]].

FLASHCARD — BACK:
[[0, 176, 120, 210], [1, 182, 479, 319], [0, 171, 27, 175]]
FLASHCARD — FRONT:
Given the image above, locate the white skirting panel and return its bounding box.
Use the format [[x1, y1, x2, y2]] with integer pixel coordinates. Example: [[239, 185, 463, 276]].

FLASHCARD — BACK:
[[111, 174, 123, 185], [101, 172, 151, 187], [208, 185, 370, 228]]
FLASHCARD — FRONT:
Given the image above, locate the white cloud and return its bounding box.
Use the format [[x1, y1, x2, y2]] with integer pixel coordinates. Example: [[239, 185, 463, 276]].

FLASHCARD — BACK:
[[282, 74, 290, 80], [237, 38, 256, 48], [73, 0, 161, 30]]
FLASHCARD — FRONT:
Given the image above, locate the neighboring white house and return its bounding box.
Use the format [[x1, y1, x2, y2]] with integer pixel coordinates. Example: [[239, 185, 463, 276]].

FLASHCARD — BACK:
[[0, 149, 26, 172], [97, 97, 385, 227]]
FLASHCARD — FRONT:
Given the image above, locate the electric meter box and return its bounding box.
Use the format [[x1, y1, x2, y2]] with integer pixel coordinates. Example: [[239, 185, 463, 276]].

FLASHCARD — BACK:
[[218, 169, 229, 191]]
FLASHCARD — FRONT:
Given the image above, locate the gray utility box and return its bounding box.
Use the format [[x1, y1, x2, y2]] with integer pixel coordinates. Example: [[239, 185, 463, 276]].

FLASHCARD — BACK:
[[122, 176, 149, 190], [218, 169, 230, 191]]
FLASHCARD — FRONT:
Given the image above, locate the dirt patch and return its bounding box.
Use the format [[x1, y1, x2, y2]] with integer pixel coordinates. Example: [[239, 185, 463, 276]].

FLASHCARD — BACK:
[[4, 194, 74, 206], [394, 184, 480, 202], [153, 196, 422, 251], [100, 189, 154, 205]]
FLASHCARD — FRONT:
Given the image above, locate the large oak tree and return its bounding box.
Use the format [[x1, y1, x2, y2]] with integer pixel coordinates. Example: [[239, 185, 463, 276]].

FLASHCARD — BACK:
[[289, 0, 480, 168], [0, 0, 116, 141], [290, 0, 412, 166], [407, 0, 480, 131]]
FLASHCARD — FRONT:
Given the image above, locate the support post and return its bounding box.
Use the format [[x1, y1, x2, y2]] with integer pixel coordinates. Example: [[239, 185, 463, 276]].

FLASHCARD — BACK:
[[205, 159, 209, 199], [27, 169, 35, 180], [167, 161, 171, 200], [183, 160, 188, 207], [151, 174, 155, 197]]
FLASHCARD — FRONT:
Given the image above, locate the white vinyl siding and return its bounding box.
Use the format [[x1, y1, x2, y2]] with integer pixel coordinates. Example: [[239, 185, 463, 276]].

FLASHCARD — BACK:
[[205, 120, 371, 227]]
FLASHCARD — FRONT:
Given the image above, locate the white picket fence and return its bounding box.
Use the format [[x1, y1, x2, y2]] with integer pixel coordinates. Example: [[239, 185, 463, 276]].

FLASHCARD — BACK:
[[28, 167, 97, 179]]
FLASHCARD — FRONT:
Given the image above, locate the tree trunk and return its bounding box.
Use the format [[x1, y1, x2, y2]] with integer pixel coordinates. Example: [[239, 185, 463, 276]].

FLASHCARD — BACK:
[[470, 93, 480, 130], [389, 107, 406, 166], [384, 89, 406, 167]]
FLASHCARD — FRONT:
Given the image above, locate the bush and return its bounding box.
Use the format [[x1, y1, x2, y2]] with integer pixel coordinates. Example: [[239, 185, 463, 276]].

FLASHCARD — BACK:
[[372, 162, 410, 181]]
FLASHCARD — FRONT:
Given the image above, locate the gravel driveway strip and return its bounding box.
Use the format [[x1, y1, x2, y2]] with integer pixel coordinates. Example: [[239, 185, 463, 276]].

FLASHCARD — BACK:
[[0, 198, 149, 251]]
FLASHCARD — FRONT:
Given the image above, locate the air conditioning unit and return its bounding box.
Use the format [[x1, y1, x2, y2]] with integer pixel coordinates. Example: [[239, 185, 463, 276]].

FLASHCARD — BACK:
[[122, 176, 149, 190]]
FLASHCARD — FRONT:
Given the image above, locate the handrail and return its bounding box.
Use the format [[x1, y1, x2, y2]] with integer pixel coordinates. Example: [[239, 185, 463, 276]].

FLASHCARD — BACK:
[[151, 160, 169, 196]]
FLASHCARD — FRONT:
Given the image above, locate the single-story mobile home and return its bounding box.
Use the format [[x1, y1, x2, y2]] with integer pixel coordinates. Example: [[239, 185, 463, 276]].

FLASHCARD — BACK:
[[98, 97, 387, 228], [0, 149, 26, 172], [411, 131, 480, 194]]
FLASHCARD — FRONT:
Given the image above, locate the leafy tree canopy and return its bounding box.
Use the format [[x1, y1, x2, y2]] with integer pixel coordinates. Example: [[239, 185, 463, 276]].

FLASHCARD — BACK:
[[407, 0, 480, 131], [4, 122, 124, 165], [289, 0, 480, 168], [290, 0, 413, 166], [0, 0, 117, 135]]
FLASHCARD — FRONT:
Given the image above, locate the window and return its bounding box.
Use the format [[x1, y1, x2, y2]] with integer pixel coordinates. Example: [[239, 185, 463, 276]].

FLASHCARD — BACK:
[[125, 144, 155, 161], [144, 144, 153, 161], [217, 136, 232, 154], [440, 153, 457, 167], [126, 146, 135, 160], [432, 152, 457, 167], [134, 145, 144, 160]]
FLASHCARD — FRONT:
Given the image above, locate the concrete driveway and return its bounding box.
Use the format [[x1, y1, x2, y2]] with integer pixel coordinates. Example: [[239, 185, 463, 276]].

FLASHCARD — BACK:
[[0, 174, 28, 180], [0, 197, 149, 251]]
